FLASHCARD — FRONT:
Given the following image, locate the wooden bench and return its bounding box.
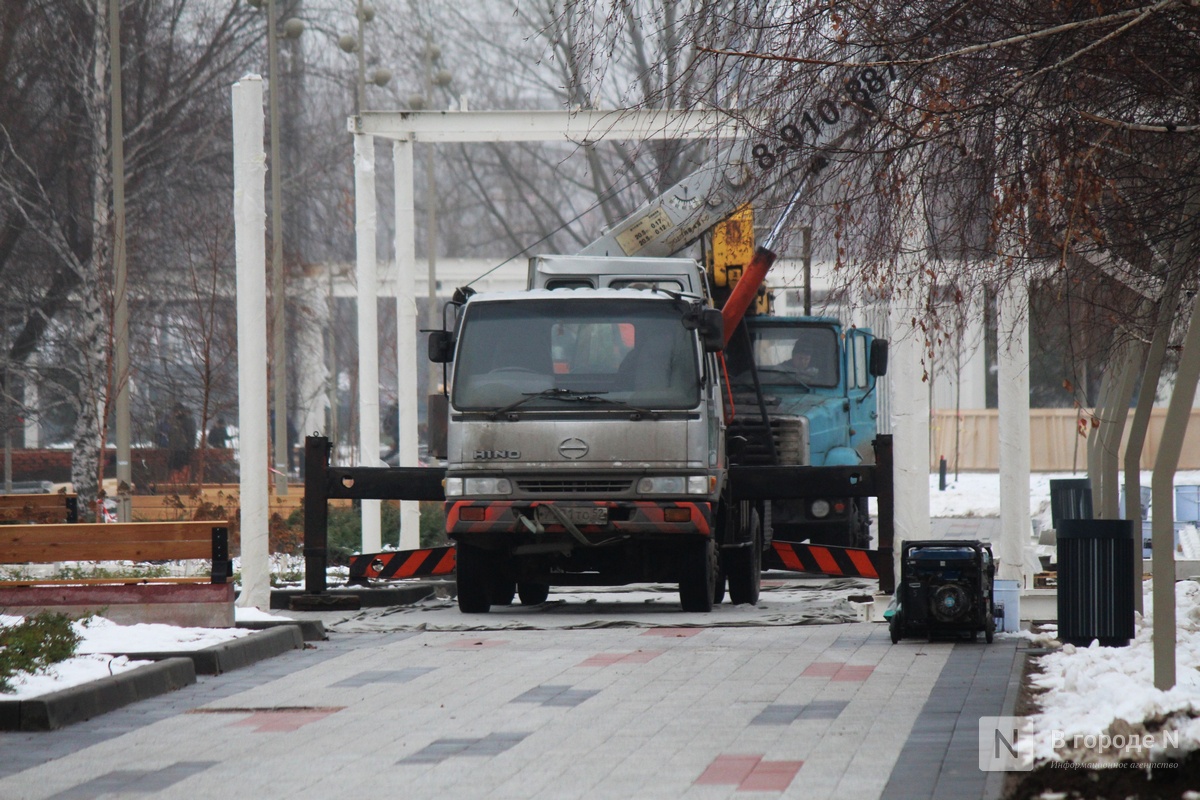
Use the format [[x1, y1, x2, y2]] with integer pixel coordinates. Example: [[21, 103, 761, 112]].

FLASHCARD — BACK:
[[0, 521, 234, 626], [0, 493, 78, 524]]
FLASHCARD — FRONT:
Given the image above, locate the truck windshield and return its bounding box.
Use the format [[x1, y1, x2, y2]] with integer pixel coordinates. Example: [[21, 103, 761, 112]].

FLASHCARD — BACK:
[[727, 324, 840, 389], [452, 299, 701, 411]]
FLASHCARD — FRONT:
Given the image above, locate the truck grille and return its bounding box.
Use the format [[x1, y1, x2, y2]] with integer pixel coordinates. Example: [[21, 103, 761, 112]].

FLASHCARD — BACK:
[[516, 479, 634, 495], [728, 416, 809, 466]]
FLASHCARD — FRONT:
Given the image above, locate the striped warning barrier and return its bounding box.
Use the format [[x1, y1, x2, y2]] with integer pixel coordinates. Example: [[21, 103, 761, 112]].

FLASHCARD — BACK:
[[348, 546, 457, 582], [762, 541, 888, 580]]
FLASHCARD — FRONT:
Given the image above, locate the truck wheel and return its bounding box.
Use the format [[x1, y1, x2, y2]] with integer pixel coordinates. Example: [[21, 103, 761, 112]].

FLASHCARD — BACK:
[[728, 511, 762, 606], [518, 582, 550, 605], [679, 537, 717, 612], [455, 544, 492, 613], [491, 577, 516, 606]]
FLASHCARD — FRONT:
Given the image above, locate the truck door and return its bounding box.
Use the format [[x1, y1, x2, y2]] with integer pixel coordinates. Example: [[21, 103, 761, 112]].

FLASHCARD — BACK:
[[846, 329, 878, 459]]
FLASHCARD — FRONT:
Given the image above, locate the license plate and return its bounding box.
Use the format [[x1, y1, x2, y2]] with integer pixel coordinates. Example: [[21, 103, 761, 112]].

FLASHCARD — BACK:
[[535, 505, 608, 526]]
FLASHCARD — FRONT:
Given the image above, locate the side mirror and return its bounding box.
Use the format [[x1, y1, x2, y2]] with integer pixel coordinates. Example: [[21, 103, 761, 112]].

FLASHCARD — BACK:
[[700, 308, 724, 352], [869, 339, 889, 377], [428, 330, 455, 363]]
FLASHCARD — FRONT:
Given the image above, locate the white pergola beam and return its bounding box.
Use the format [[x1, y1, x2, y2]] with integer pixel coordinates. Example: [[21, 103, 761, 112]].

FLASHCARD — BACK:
[[352, 108, 763, 143]]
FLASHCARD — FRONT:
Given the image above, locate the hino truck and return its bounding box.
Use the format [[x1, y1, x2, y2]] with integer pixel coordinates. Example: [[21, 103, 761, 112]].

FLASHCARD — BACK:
[[429, 257, 737, 613]]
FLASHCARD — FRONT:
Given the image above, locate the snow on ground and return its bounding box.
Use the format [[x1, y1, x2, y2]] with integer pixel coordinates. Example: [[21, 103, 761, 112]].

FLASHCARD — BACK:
[[1018, 581, 1200, 766], [0, 608, 265, 701]]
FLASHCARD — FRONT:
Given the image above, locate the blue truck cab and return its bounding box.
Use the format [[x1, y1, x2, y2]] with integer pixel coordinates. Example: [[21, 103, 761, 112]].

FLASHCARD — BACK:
[[724, 315, 887, 548]]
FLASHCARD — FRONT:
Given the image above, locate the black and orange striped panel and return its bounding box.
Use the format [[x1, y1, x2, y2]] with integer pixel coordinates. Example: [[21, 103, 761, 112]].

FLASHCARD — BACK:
[[763, 541, 887, 579], [348, 546, 457, 581]]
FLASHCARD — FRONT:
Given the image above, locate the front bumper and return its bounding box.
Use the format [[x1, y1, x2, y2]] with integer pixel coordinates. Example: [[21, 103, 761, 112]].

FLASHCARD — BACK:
[[446, 499, 712, 538]]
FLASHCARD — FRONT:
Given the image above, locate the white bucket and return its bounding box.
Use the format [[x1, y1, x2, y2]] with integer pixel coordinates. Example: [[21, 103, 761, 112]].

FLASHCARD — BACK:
[[993, 579, 1021, 633]]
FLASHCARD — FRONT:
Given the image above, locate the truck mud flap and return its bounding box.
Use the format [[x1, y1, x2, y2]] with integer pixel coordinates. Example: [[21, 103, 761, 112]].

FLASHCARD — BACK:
[[348, 546, 457, 582], [763, 541, 889, 580]]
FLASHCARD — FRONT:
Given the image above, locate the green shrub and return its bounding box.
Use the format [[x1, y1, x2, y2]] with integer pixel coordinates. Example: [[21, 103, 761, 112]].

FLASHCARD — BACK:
[[0, 613, 82, 693]]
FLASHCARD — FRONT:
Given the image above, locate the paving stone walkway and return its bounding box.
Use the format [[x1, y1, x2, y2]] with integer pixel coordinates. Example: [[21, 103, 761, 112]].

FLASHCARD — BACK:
[[1, 621, 1021, 799]]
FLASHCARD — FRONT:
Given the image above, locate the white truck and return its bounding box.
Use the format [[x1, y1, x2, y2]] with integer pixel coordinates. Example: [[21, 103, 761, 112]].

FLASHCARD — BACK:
[[428, 254, 745, 612]]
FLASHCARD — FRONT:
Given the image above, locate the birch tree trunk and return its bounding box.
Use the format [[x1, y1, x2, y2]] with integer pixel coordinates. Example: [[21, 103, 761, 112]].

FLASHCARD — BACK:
[[70, 0, 114, 522]]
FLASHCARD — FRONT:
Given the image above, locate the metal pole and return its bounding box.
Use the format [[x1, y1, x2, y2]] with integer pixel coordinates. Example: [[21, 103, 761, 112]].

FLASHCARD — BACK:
[[109, 0, 131, 521], [355, 0, 366, 115], [425, 43, 440, 403], [801, 226, 812, 316], [269, 0, 289, 496]]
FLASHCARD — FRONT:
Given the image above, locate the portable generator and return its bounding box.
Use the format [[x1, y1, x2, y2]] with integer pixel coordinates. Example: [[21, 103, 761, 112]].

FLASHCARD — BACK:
[[889, 539, 996, 643]]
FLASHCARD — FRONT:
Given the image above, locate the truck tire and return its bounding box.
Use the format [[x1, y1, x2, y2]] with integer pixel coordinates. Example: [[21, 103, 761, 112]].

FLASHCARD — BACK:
[[727, 511, 762, 606], [518, 582, 550, 605], [679, 537, 717, 612], [455, 544, 492, 613], [491, 578, 516, 606]]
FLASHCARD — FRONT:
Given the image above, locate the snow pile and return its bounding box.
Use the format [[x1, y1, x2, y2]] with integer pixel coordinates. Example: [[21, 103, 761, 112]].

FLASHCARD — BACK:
[[1019, 580, 1200, 765], [1, 611, 262, 701]]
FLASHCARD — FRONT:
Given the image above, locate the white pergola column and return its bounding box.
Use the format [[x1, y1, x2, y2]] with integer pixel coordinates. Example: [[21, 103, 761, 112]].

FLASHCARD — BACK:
[[231, 75, 270, 609], [888, 284, 931, 551], [393, 139, 421, 549], [354, 133, 382, 553], [997, 277, 1032, 584]]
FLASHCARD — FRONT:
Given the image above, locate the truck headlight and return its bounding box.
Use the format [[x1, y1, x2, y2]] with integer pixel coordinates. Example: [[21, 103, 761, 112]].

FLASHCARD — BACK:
[[444, 477, 512, 497], [810, 499, 831, 518], [465, 477, 512, 496], [637, 476, 710, 495]]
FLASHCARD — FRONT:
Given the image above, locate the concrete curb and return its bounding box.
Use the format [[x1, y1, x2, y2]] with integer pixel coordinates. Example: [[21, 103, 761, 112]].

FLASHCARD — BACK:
[[237, 618, 326, 641], [119, 625, 305, 675], [270, 581, 446, 610], [0, 657, 195, 732]]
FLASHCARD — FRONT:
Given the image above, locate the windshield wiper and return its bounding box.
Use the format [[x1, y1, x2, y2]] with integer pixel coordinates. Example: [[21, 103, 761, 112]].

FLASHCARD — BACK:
[[491, 388, 656, 420], [490, 388, 592, 418]]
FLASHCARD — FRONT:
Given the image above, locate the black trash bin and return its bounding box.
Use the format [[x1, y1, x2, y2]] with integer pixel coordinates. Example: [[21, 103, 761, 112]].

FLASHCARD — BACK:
[[1056, 519, 1135, 647]]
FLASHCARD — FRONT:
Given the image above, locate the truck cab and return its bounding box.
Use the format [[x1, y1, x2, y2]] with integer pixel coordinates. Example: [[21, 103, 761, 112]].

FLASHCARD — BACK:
[[724, 315, 886, 548], [431, 279, 735, 613]]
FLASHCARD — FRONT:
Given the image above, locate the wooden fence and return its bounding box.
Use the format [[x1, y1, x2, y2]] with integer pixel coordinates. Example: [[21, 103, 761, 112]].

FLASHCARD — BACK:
[[930, 408, 1200, 472], [130, 484, 350, 521]]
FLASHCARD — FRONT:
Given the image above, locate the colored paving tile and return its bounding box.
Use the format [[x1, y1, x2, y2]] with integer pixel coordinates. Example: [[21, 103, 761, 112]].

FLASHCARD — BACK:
[[578, 650, 664, 667], [801, 661, 875, 681], [46, 761, 216, 799], [511, 685, 600, 708], [641, 627, 702, 638], [751, 700, 848, 725], [695, 754, 803, 792], [330, 667, 436, 688], [227, 707, 343, 733], [399, 732, 529, 764]]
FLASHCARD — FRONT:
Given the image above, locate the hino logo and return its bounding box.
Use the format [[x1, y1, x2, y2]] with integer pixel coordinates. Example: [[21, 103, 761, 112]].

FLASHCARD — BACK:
[[558, 438, 589, 459], [474, 449, 520, 460]]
